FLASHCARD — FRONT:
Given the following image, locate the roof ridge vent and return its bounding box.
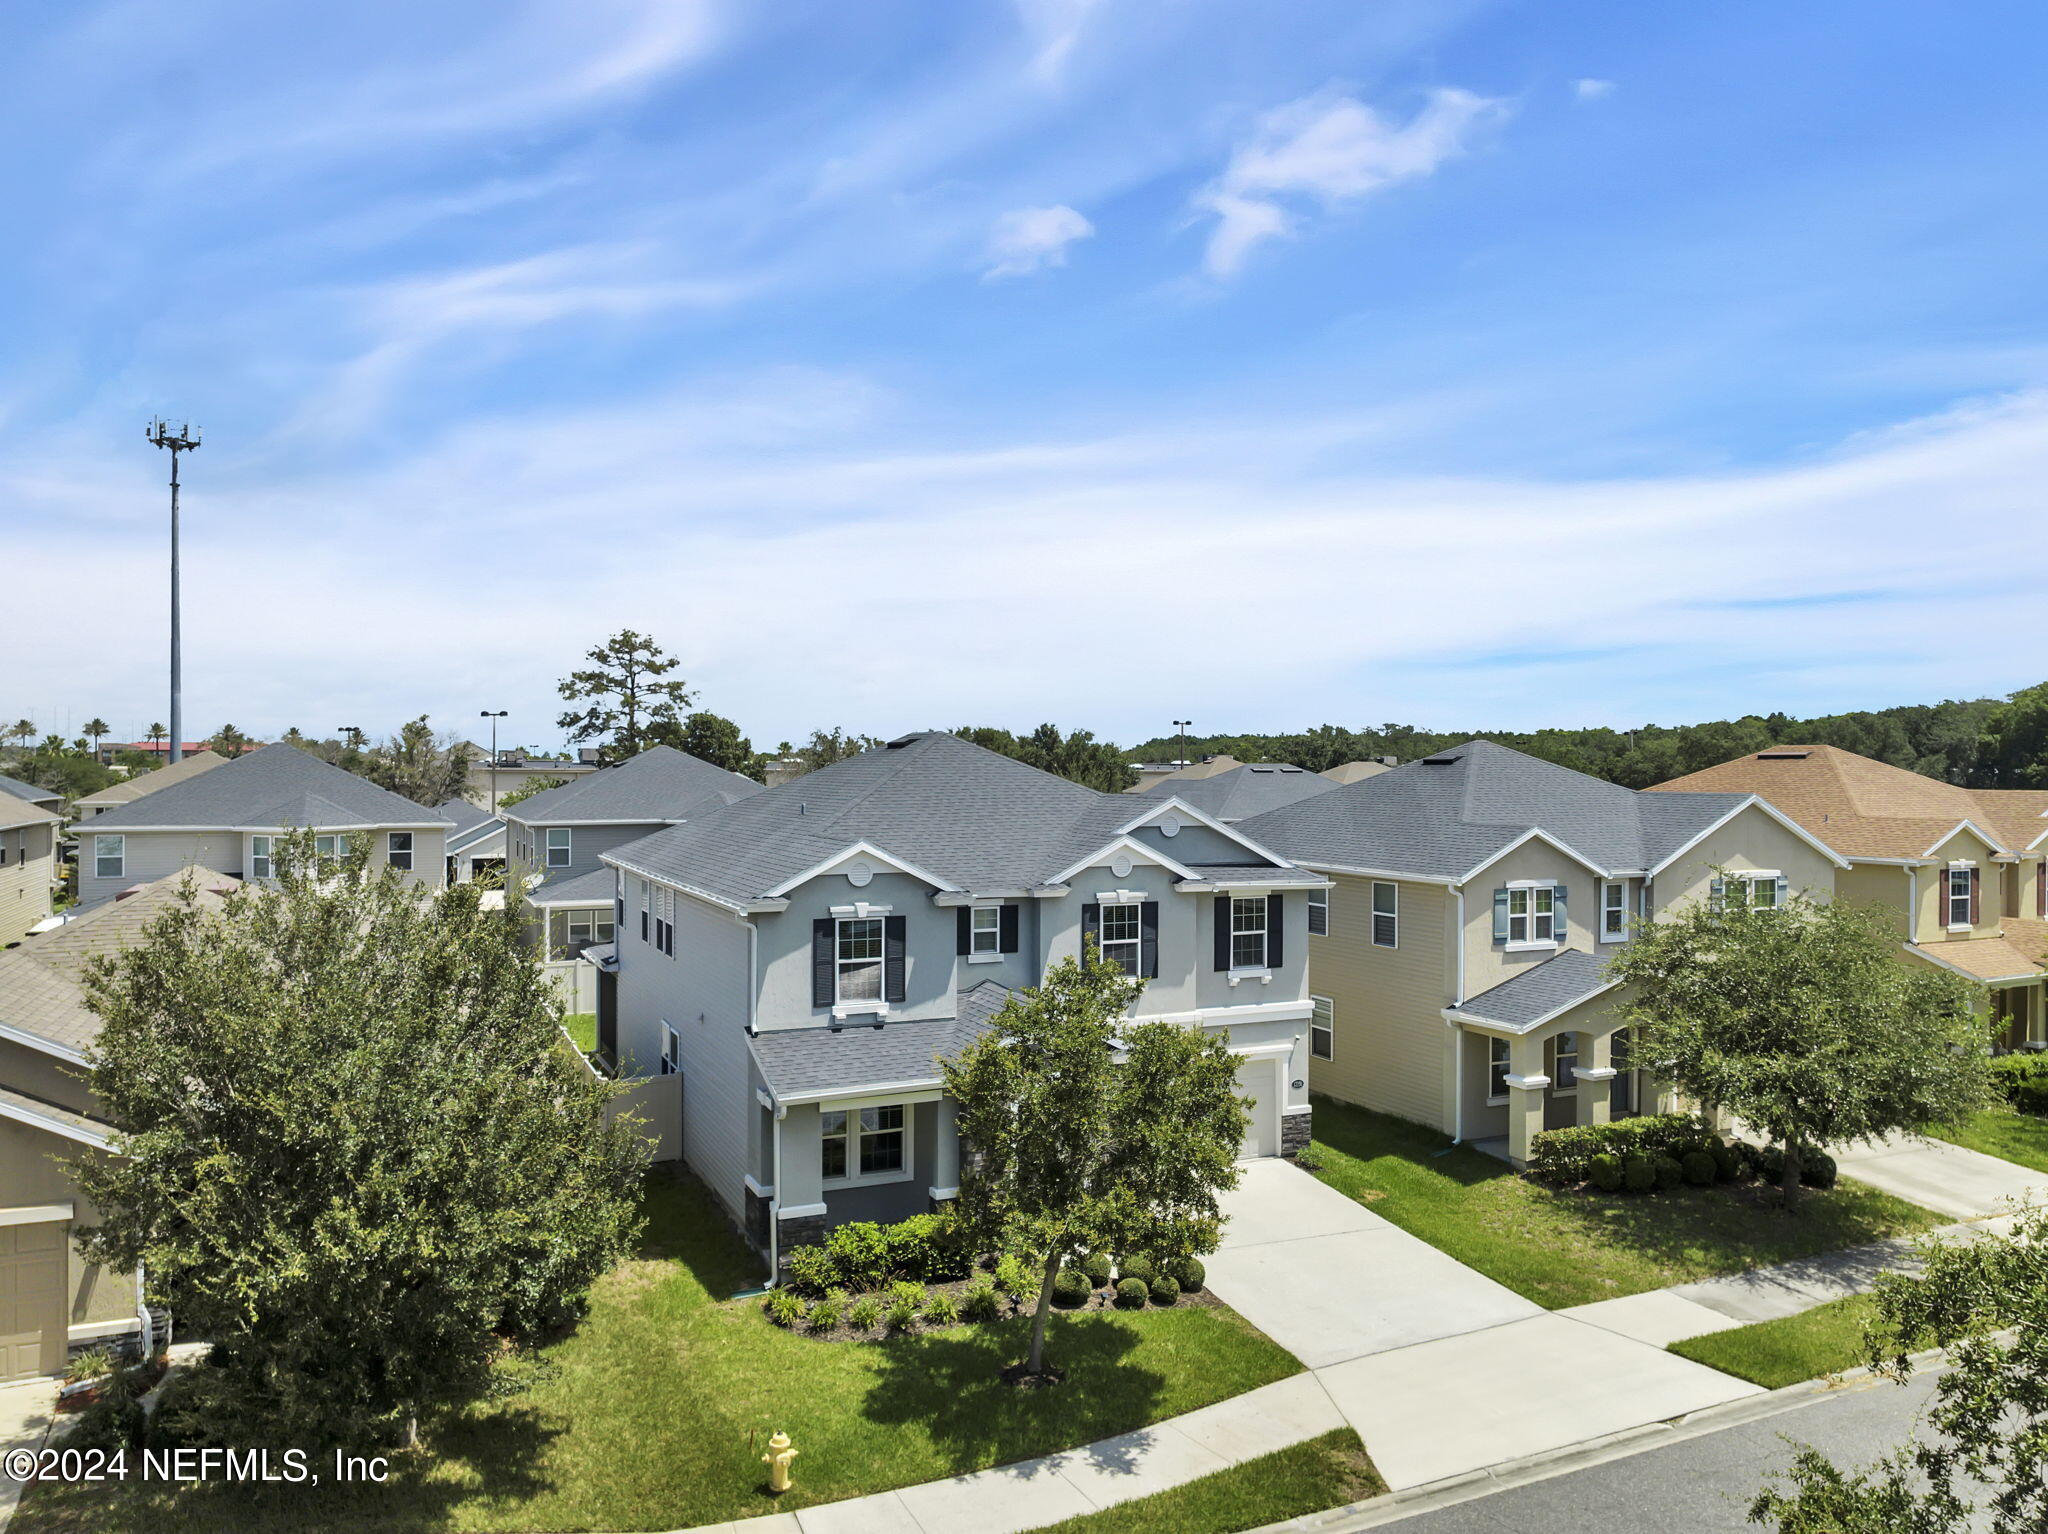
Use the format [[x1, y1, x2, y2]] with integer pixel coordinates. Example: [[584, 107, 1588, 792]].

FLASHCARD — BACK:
[[1757, 749, 1811, 760], [1421, 754, 1462, 765], [886, 732, 927, 749]]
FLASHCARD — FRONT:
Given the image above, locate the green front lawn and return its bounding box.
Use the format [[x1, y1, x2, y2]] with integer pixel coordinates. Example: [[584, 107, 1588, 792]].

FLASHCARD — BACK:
[[1028, 1429, 1383, 1534], [1668, 1293, 1878, 1388], [18, 1170, 1298, 1534], [1307, 1098, 1944, 1309], [1925, 1108, 2048, 1174], [559, 1012, 598, 1053]]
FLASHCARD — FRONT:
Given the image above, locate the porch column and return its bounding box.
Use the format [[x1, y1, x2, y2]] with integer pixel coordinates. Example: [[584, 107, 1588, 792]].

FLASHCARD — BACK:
[[1504, 1032, 1549, 1167], [930, 1099, 960, 1202], [1575, 1031, 1616, 1128]]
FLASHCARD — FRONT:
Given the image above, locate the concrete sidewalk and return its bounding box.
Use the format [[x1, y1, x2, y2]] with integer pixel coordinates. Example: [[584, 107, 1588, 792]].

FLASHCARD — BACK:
[[0, 1377, 57, 1534], [1831, 1132, 2048, 1221]]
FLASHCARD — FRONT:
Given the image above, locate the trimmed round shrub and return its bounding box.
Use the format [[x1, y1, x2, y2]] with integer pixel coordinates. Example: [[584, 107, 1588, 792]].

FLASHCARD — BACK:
[[1082, 1252, 1113, 1287], [784, 1243, 838, 1297], [1801, 1150, 1839, 1190], [1117, 1254, 1157, 1287], [1709, 1141, 1742, 1182], [1114, 1277, 1147, 1309], [1651, 1155, 1684, 1192], [1051, 1268, 1091, 1308], [1756, 1146, 1787, 1185], [1148, 1276, 1181, 1307], [1622, 1154, 1656, 1194], [1681, 1150, 1716, 1188], [1169, 1256, 1206, 1293], [1589, 1153, 1624, 1192]]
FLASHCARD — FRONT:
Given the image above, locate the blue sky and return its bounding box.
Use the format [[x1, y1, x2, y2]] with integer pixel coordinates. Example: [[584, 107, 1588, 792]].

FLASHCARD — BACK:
[[5, 0, 2046, 751]]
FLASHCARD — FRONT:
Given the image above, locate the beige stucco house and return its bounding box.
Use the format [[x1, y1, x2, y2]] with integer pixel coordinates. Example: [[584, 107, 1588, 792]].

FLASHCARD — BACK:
[[0, 868, 239, 1377], [0, 795, 61, 948], [1653, 745, 2048, 1050], [1242, 741, 1848, 1166]]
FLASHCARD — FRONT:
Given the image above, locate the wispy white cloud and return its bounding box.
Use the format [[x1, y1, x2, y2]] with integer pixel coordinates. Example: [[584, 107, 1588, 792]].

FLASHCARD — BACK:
[[1574, 78, 1616, 101], [1195, 88, 1507, 277], [984, 204, 1096, 277], [1014, 0, 1104, 83]]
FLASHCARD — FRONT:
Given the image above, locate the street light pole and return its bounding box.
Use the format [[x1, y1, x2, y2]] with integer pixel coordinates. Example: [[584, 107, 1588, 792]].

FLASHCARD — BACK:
[[480, 711, 508, 812], [147, 420, 201, 764], [1172, 720, 1192, 771]]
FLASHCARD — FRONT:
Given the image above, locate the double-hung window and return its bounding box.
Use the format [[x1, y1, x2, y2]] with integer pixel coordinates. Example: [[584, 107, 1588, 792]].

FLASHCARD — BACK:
[[1370, 882, 1398, 947], [640, 882, 651, 943], [1551, 1032, 1578, 1093], [654, 888, 675, 956], [837, 917, 884, 1001], [1310, 995, 1334, 1061], [1601, 880, 1628, 941], [1948, 867, 1975, 929], [545, 827, 572, 869], [387, 831, 413, 871], [314, 834, 341, 865], [94, 834, 123, 880], [1488, 1037, 1511, 1102], [1308, 889, 1330, 936], [250, 835, 272, 879], [821, 1104, 909, 1184], [970, 906, 1002, 958], [1506, 886, 1556, 945], [1099, 902, 1142, 976], [659, 1023, 680, 1076], [1230, 896, 1269, 970]]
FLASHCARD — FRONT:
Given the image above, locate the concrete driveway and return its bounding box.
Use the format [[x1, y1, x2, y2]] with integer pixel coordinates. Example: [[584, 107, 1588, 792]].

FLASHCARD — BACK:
[[1207, 1160, 1762, 1491], [1832, 1132, 2048, 1221], [0, 1376, 56, 1531]]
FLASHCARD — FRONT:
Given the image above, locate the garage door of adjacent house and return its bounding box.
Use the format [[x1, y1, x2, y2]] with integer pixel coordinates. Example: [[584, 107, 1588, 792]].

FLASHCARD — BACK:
[[0, 1222, 68, 1381], [1235, 1058, 1280, 1160]]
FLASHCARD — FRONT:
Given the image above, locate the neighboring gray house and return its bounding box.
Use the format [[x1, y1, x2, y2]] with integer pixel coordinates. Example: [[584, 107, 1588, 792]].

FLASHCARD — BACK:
[[0, 775, 62, 818], [72, 744, 454, 907], [505, 746, 762, 959], [440, 798, 506, 884], [1142, 762, 1339, 822], [600, 730, 1327, 1276]]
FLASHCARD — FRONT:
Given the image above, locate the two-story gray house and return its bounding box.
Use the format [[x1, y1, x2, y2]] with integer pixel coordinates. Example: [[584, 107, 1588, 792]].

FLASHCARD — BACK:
[[599, 731, 1328, 1276], [502, 745, 764, 960], [72, 745, 454, 908]]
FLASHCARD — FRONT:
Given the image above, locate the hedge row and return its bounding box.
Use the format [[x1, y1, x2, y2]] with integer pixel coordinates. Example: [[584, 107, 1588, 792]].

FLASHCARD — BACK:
[[1528, 1113, 1714, 1185], [1533, 1114, 1838, 1194], [1991, 1053, 2048, 1115], [784, 1213, 972, 1296]]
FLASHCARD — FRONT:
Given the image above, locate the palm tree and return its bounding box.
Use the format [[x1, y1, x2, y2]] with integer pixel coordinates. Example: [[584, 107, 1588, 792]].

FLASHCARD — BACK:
[[8, 719, 33, 752], [212, 724, 250, 759], [145, 723, 168, 756], [83, 718, 110, 758]]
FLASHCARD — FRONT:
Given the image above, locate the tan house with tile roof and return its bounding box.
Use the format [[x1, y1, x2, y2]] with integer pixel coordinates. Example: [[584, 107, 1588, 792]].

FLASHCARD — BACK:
[[1652, 745, 2048, 1051], [0, 795, 60, 947], [0, 867, 240, 1377], [72, 749, 228, 819]]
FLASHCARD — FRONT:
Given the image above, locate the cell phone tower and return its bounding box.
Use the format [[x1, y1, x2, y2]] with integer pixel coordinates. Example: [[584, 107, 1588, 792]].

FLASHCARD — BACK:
[[147, 419, 201, 764]]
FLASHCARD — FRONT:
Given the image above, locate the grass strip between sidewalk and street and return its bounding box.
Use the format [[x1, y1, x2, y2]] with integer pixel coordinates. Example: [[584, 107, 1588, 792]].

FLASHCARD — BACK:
[[1307, 1097, 1943, 1310], [1667, 1293, 1878, 1388], [1028, 1429, 1383, 1534]]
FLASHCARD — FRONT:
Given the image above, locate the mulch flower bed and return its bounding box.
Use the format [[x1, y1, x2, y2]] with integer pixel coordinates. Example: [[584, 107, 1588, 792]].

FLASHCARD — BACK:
[[56, 1356, 167, 1412]]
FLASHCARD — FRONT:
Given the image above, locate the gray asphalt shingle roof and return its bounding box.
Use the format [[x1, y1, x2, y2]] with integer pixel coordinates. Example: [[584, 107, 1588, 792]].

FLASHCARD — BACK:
[[0, 773, 60, 809], [77, 745, 453, 832], [440, 799, 504, 856], [748, 980, 1013, 1100], [1142, 763, 1339, 822], [501, 746, 763, 828], [1453, 947, 1616, 1030], [527, 867, 616, 906], [609, 732, 1263, 907], [1240, 740, 1750, 882]]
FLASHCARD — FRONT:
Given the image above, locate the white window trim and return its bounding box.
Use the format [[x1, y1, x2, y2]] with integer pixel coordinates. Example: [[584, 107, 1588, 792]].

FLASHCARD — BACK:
[[1504, 884, 1558, 950], [1550, 1032, 1579, 1097], [546, 827, 572, 869], [387, 830, 414, 871], [659, 1022, 680, 1076], [1310, 995, 1334, 1061], [1308, 888, 1329, 937], [969, 903, 1003, 962], [1098, 899, 1143, 977], [1600, 879, 1630, 942], [249, 834, 272, 880], [820, 1102, 915, 1189], [1486, 1037, 1510, 1106], [836, 915, 887, 1006], [1229, 895, 1269, 974], [94, 834, 124, 880], [1370, 881, 1398, 949], [1946, 863, 1975, 931]]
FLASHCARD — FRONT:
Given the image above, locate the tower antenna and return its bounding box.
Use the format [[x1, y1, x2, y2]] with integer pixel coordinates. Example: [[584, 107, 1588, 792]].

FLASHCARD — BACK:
[[146, 419, 201, 764]]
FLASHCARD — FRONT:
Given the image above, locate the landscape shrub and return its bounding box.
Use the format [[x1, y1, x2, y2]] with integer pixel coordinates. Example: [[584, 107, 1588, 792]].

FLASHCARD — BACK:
[[1990, 1052, 2048, 1115], [784, 1244, 838, 1297], [1589, 1153, 1624, 1192], [884, 1212, 970, 1283], [847, 1295, 883, 1331], [822, 1222, 892, 1290], [1117, 1254, 1157, 1287], [807, 1290, 846, 1331], [765, 1288, 806, 1328], [1622, 1155, 1656, 1194], [1051, 1268, 1091, 1308], [1710, 1140, 1743, 1182], [993, 1254, 1034, 1300], [960, 1279, 1002, 1322], [143, 1366, 244, 1452], [1082, 1252, 1114, 1287], [884, 1281, 924, 1329], [1756, 1145, 1787, 1184], [1114, 1278, 1147, 1309], [1528, 1113, 1710, 1185], [1148, 1276, 1181, 1307], [1169, 1256, 1206, 1293], [63, 1368, 145, 1453], [1651, 1155, 1684, 1192], [1801, 1151, 1839, 1189], [1681, 1150, 1717, 1188], [923, 1290, 960, 1326]]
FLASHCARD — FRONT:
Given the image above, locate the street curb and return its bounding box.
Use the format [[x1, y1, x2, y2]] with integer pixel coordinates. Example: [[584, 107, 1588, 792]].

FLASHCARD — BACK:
[[1249, 1347, 1951, 1533]]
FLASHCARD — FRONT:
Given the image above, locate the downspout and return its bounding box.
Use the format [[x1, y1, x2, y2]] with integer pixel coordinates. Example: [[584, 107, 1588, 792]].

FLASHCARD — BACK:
[[1907, 865, 1918, 942], [767, 1099, 785, 1288], [1452, 885, 1466, 1143]]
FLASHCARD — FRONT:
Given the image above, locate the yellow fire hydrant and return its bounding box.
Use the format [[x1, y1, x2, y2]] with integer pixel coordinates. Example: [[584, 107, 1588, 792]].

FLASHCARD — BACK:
[[762, 1430, 799, 1494]]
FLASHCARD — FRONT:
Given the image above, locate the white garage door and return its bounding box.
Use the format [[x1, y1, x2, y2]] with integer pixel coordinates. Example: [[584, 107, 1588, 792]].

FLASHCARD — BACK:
[[0, 1222, 68, 1381], [1235, 1058, 1279, 1160]]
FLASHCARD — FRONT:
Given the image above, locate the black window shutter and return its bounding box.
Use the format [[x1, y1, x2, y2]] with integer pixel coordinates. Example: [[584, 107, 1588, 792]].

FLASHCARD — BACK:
[[1214, 894, 1231, 971], [884, 915, 908, 1002], [1266, 892, 1284, 969], [1081, 902, 1100, 959], [956, 907, 970, 956], [1000, 903, 1019, 953], [1141, 901, 1159, 978], [812, 919, 834, 1008]]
